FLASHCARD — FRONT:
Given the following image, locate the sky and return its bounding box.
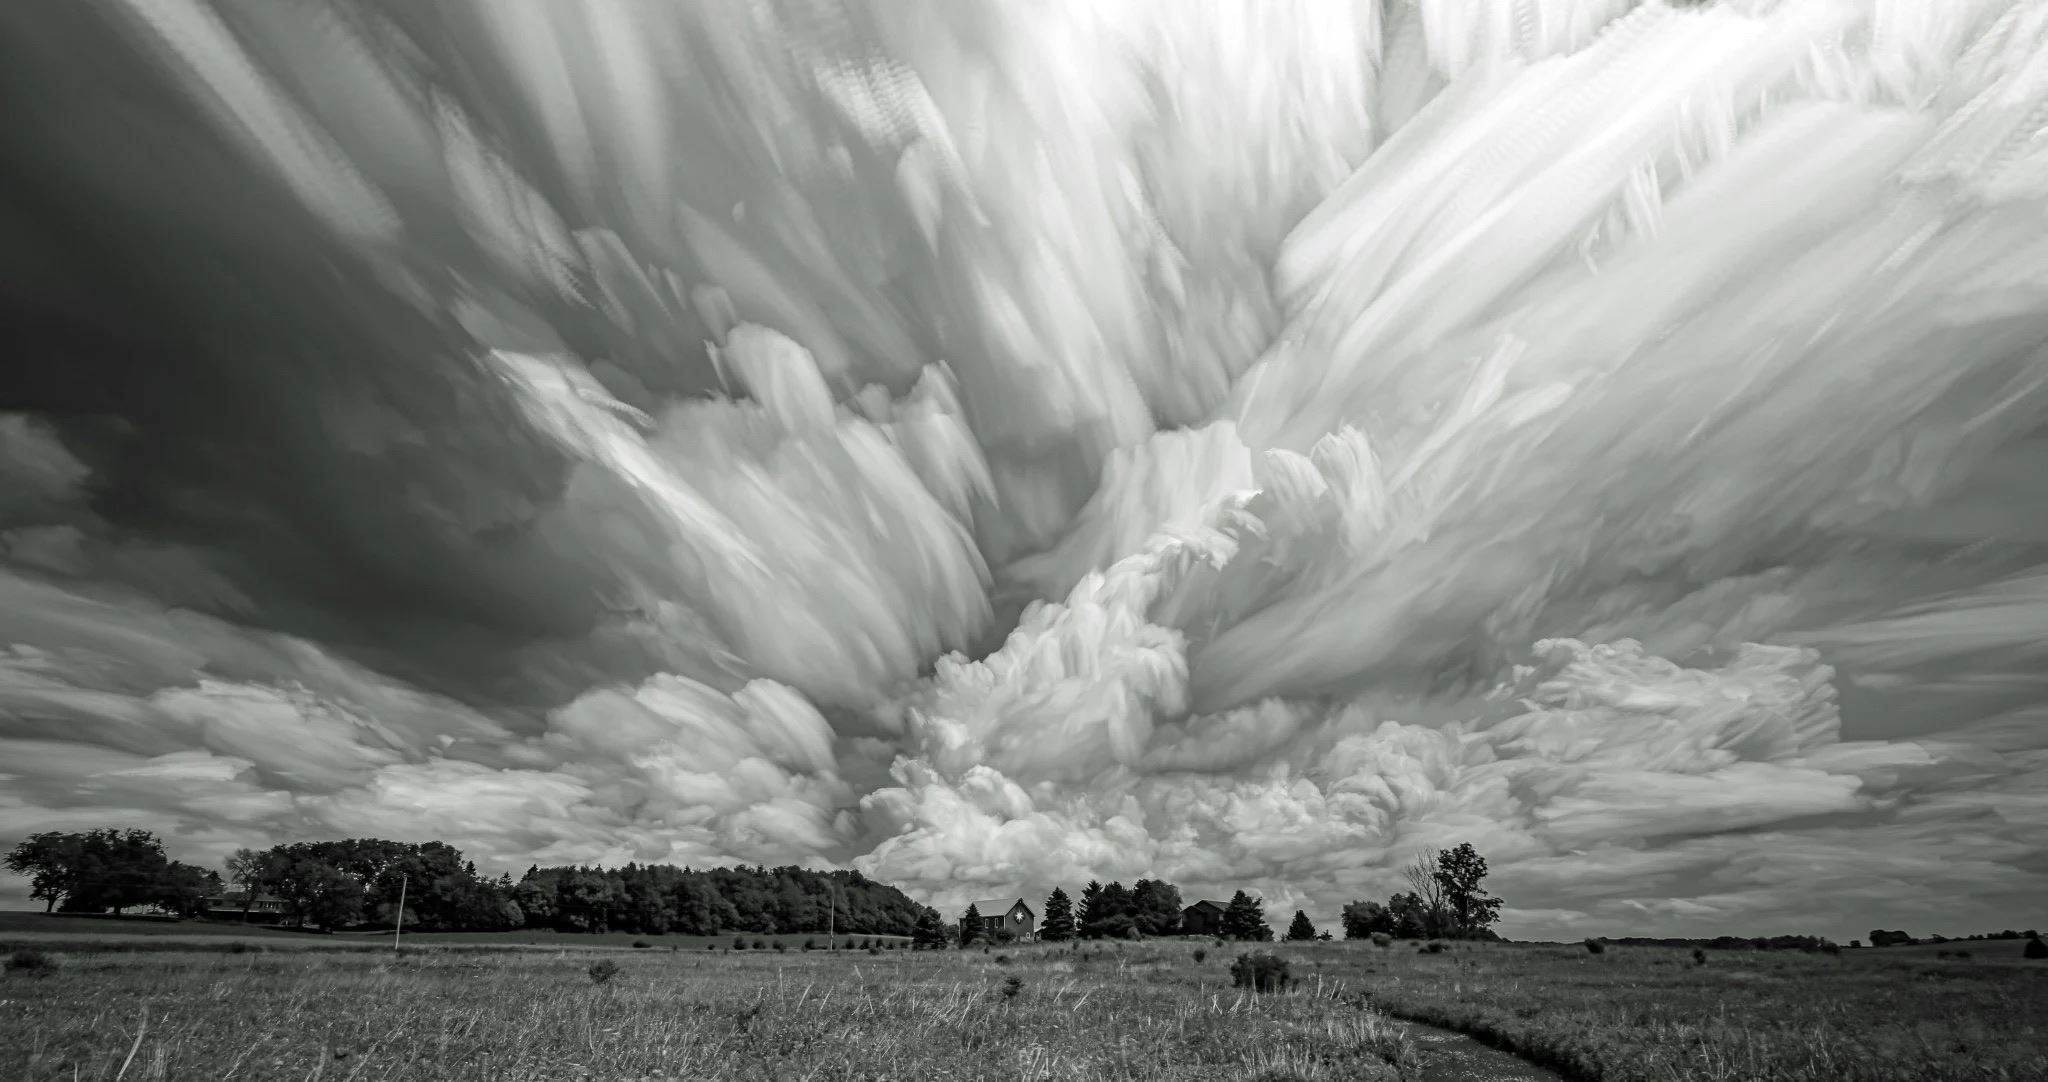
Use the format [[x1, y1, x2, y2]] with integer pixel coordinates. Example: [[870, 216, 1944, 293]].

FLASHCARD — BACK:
[[2, 0, 2046, 944]]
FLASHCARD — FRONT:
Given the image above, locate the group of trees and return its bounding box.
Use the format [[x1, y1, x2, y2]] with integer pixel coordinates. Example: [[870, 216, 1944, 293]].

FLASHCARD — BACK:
[[7, 828, 929, 938], [515, 864, 924, 937], [5, 830, 222, 917], [1342, 844, 1503, 941]]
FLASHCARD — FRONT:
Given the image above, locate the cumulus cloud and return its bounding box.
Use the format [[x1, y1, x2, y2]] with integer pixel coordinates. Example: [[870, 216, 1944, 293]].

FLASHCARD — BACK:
[[3, 0, 2047, 938]]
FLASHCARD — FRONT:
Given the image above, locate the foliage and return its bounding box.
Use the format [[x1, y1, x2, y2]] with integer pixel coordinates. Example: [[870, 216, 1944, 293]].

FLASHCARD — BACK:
[[1371, 932, 1393, 948], [2026, 935, 2047, 960], [1284, 910, 1317, 942], [1343, 841, 1502, 941], [911, 906, 950, 950], [1129, 879, 1183, 936], [1228, 951, 1291, 993], [632, 940, 651, 949], [958, 903, 984, 947], [5, 948, 55, 976], [1191, 948, 1206, 964], [1001, 975, 1023, 999], [5, 830, 219, 917], [1692, 948, 1706, 965], [1040, 887, 1076, 942], [586, 958, 619, 985], [1584, 938, 1605, 955], [1432, 843, 1502, 935], [1220, 891, 1271, 942]]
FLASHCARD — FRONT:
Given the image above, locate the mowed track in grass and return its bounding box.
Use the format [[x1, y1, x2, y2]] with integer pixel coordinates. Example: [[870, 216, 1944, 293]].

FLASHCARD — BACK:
[[2, 934, 2043, 1081]]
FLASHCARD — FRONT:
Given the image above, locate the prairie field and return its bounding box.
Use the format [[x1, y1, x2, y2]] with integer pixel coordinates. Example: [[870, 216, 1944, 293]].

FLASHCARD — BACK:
[[1, 935, 2042, 1082]]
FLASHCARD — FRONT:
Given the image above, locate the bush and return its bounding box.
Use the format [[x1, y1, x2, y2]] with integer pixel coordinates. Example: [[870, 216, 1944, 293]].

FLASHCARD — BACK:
[[1192, 948, 1207, 964], [2023, 935, 2046, 960], [587, 958, 620, 985], [733, 936, 747, 951], [1584, 938, 1606, 955], [867, 946, 881, 956], [1692, 948, 1707, 965], [802, 938, 816, 951], [1422, 941, 1446, 954], [1821, 941, 1842, 956], [5, 949, 56, 976], [1230, 952, 1292, 993], [1002, 975, 1023, 999], [994, 953, 1010, 965], [1370, 932, 1392, 948], [772, 940, 787, 952], [225, 941, 262, 954], [753, 939, 768, 951], [632, 940, 651, 949]]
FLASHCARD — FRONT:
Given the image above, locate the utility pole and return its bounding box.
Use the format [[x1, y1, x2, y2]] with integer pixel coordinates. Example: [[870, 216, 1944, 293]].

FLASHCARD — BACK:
[[393, 873, 407, 952], [827, 883, 835, 949]]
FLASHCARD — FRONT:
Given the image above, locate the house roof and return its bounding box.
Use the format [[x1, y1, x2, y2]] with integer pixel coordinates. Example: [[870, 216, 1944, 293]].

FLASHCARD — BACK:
[[966, 898, 1032, 917], [1184, 899, 1226, 913]]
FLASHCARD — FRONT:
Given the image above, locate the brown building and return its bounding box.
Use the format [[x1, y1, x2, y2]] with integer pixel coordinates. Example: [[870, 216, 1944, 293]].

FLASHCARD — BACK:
[[962, 897, 1036, 941], [1182, 899, 1226, 936], [202, 891, 289, 923]]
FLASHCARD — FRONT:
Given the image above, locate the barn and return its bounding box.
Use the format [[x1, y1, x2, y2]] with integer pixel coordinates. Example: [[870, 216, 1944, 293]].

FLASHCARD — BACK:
[[963, 897, 1036, 941], [1182, 899, 1226, 936]]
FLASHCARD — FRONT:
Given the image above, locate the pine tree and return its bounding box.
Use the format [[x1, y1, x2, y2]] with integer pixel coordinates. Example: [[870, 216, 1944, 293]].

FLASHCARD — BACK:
[[1220, 890, 1270, 941], [1286, 910, 1317, 941], [959, 903, 984, 947], [1041, 887, 1076, 942], [911, 906, 949, 950], [1076, 880, 1102, 932]]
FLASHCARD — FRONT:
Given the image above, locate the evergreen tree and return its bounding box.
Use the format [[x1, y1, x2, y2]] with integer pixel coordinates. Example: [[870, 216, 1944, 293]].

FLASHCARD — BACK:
[[1041, 887, 1076, 942], [1220, 890, 1271, 941], [912, 905, 950, 950], [1285, 910, 1317, 941], [1076, 880, 1103, 932], [959, 902, 984, 946]]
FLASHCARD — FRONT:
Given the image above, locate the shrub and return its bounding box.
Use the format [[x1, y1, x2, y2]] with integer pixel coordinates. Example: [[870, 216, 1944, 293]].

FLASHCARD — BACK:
[[753, 939, 767, 951], [1192, 948, 1207, 964], [587, 958, 620, 985], [1002, 975, 1023, 999], [2023, 935, 2047, 960], [1230, 952, 1292, 993], [1370, 932, 1392, 949], [734, 936, 747, 951], [5, 949, 56, 976], [632, 940, 651, 949], [225, 941, 262, 955], [1956, 950, 1973, 959], [802, 938, 816, 951], [867, 946, 881, 956], [1584, 938, 1606, 955], [1692, 948, 1707, 965], [1821, 941, 1842, 956], [772, 940, 787, 952], [1422, 941, 1446, 954], [994, 953, 1010, 965]]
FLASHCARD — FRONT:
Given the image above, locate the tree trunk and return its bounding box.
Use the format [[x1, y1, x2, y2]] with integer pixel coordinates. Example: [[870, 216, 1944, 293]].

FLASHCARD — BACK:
[[44, 897, 54, 914]]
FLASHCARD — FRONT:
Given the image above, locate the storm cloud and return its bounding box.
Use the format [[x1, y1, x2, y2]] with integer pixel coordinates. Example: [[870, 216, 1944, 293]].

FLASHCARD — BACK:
[[3, 0, 2046, 941]]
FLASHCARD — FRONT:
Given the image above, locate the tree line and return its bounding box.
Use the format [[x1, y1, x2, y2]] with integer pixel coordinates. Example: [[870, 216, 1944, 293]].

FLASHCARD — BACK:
[[7, 829, 927, 937], [5, 830, 222, 917]]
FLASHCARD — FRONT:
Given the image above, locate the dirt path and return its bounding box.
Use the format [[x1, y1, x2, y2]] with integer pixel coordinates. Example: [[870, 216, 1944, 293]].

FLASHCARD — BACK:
[[1393, 1018, 1565, 1082]]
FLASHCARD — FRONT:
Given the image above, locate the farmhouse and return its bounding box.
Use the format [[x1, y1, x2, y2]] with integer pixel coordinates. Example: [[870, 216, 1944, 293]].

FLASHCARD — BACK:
[[1182, 899, 1226, 936], [202, 890, 289, 923], [963, 897, 1036, 941]]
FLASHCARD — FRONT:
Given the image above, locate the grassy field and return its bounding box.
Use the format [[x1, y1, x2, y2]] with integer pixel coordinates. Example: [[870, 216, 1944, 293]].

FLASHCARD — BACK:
[[1, 935, 2042, 1081]]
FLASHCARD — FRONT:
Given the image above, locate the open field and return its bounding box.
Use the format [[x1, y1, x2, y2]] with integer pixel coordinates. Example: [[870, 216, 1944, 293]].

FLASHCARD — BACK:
[[2, 936, 2042, 1081]]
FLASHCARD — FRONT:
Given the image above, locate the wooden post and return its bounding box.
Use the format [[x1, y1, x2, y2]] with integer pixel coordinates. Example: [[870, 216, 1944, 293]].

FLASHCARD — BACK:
[[393, 873, 407, 952]]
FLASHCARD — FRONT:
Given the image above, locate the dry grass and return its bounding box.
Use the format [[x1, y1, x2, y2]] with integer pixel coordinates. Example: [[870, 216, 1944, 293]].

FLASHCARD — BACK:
[[0, 936, 2040, 1081], [0, 942, 1418, 1081], [1343, 939, 2048, 1081]]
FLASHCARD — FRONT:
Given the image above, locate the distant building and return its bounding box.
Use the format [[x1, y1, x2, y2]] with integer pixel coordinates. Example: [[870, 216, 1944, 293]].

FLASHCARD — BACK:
[[1182, 899, 1226, 937], [963, 898, 1035, 941], [202, 891, 288, 923]]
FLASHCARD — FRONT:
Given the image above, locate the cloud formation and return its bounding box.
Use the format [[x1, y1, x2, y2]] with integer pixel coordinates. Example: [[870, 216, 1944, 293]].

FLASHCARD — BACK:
[[2, 0, 2046, 941]]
